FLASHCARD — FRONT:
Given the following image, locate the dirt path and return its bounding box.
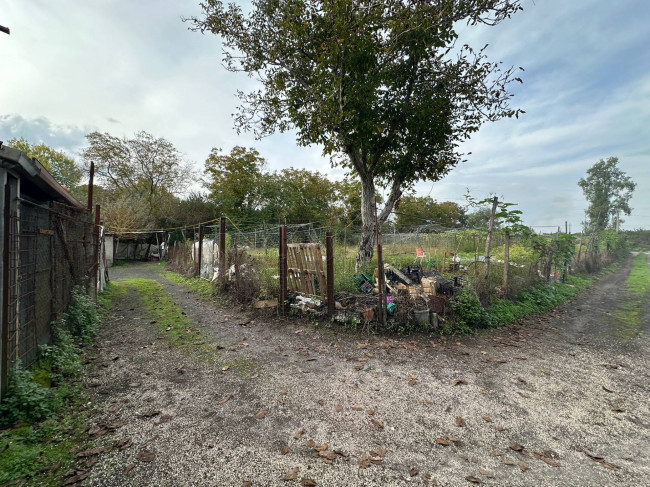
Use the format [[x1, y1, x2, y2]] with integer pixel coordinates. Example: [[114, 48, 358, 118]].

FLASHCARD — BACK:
[[81, 258, 650, 487]]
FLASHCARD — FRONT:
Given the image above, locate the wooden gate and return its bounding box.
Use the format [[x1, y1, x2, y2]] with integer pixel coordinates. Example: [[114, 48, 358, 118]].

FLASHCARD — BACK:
[[287, 243, 326, 300]]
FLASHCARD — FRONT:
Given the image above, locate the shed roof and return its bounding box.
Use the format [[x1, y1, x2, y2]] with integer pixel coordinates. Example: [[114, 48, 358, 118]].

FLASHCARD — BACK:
[[0, 144, 84, 208]]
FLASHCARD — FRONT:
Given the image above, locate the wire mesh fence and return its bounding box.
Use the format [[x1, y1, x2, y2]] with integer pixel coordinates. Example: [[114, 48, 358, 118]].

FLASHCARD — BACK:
[[5, 199, 95, 369]]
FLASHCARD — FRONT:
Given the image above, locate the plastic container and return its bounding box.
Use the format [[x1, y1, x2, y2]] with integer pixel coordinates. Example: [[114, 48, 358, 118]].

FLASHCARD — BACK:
[[413, 309, 430, 325]]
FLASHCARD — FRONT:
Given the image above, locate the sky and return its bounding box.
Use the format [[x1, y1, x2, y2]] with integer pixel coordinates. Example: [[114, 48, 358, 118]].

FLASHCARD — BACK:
[[1, 0, 649, 231]]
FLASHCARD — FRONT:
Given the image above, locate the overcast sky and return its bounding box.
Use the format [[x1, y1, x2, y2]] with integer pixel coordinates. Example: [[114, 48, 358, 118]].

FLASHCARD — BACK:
[[1, 0, 648, 230]]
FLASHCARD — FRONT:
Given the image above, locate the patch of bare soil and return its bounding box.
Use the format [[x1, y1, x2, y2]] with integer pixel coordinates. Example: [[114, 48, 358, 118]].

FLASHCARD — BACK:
[[81, 260, 650, 486]]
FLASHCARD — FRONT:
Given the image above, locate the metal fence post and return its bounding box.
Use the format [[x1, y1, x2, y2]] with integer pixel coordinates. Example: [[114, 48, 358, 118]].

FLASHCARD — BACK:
[[326, 231, 335, 316], [279, 225, 287, 316], [219, 217, 226, 279], [94, 204, 101, 299], [196, 224, 204, 278]]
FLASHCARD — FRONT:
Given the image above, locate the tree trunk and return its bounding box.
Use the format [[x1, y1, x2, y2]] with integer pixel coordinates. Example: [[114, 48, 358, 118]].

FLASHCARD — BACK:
[[355, 176, 403, 273], [355, 178, 377, 273], [484, 196, 499, 282]]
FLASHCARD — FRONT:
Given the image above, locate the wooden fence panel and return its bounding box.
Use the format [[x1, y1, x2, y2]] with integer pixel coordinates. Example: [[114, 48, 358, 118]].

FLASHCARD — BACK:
[[287, 243, 326, 300]]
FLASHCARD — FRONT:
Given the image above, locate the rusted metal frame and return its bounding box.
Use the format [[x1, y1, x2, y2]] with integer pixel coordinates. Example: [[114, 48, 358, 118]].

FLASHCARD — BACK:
[[1, 184, 11, 395], [326, 232, 334, 316], [278, 226, 288, 315], [87, 161, 94, 211]]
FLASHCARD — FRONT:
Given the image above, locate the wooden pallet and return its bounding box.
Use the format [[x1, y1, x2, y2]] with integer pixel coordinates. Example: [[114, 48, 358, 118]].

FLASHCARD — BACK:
[[287, 243, 326, 300]]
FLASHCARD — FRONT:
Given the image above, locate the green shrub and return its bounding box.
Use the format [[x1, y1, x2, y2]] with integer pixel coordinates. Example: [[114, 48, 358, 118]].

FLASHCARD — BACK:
[[39, 325, 82, 380], [447, 288, 492, 332], [0, 364, 59, 427], [66, 286, 98, 343]]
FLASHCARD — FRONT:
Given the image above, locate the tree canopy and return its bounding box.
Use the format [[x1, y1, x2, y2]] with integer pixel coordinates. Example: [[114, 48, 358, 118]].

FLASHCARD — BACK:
[[578, 157, 636, 232], [395, 196, 466, 230], [82, 131, 191, 227], [8, 137, 82, 190], [191, 0, 525, 270]]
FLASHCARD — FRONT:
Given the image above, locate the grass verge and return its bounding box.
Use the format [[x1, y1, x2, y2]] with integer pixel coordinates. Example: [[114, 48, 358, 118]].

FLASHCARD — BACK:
[[0, 286, 106, 486], [614, 253, 650, 338]]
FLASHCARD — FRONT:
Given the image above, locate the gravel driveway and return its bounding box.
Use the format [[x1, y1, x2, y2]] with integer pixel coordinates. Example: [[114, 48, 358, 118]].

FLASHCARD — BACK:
[[81, 256, 650, 487]]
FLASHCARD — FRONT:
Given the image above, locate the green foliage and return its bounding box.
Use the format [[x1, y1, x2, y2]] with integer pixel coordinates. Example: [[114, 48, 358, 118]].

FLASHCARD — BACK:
[[8, 137, 82, 189], [395, 196, 466, 229], [191, 0, 525, 268], [39, 326, 82, 380], [626, 253, 650, 298], [66, 286, 99, 343], [0, 364, 59, 427], [578, 156, 636, 232], [448, 288, 492, 331]]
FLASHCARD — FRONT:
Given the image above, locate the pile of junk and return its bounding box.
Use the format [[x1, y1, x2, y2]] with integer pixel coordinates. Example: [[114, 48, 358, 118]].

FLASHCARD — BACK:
[[286, 263, 465, 330]]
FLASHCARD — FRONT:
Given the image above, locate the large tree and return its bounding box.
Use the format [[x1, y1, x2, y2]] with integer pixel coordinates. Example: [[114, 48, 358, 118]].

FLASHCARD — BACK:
[[82, 131, 191, 227], [190, 0, 524, 270], [8, 137, 82, 190], [395, 195, 465, 230], [578, 157, 636, 232]]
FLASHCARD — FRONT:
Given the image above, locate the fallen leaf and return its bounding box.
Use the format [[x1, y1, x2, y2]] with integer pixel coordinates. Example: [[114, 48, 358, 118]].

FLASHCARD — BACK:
[[352, 406, 363, 411], [518, 461, 528, 472], [358, 456, 371, 469], [281, 445, 290, 455], [510, 443, 525, 452], [446, 434, 459, 442], [482, 416, 492, 423], [301, 479, 317, 486], [465, 476, 481, 483], [370, 448, 387, 458], [489, 450, 502, 457], [154, 414, 172, 426], [531, 451, 559, 467], [455, 417, 466, 427], [217, 396, 231, 405], [370, 419, 384, 429], [294, 428, 306, 439], [222, 365, 230, 371], [242, 482, 252, 487], [115, 437, 133, 451], [336, 404, 343, 412], [367, 409, 375, 416], [317, 399, 324, 406], [282, 467, 300, 480], [452, 380, 468, 386], [256, 410, 267, 419], [318, 451, 337, 461], [435, 438, 451, 446], [315, 443, 328, 452], [502, 459, 515, 465], [137, 450, 155, 462], [124, 464, 135, 477], [478, 468, 492, 477], [409, 466, 419, 477], [142, 410, 161, 418]]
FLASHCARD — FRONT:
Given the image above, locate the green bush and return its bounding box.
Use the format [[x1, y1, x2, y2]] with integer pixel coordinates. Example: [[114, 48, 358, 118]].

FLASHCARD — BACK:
[[447, 288, 492, 333], [39, 326, 82, 380], [0, 364, 59, 427], [66, 286, 98, 343]]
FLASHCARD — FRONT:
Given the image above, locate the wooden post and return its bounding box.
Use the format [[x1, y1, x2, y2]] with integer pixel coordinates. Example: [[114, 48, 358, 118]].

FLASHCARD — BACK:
[[375, 203, 387, 328], [484, 196, 499, 282], [196, 224, 204, 278], [94, 205, 101, 298], [279, 225, 288, 316], [503, 230, 510, 298], [326, 232, 335, 316], [2, 184, 11, 396], [87, 161, 94, 211], [219, 217, 226, 280]]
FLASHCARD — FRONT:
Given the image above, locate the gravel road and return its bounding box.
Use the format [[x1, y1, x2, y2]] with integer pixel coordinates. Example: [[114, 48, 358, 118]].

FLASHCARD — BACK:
[[81, 256, 650, 487]]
